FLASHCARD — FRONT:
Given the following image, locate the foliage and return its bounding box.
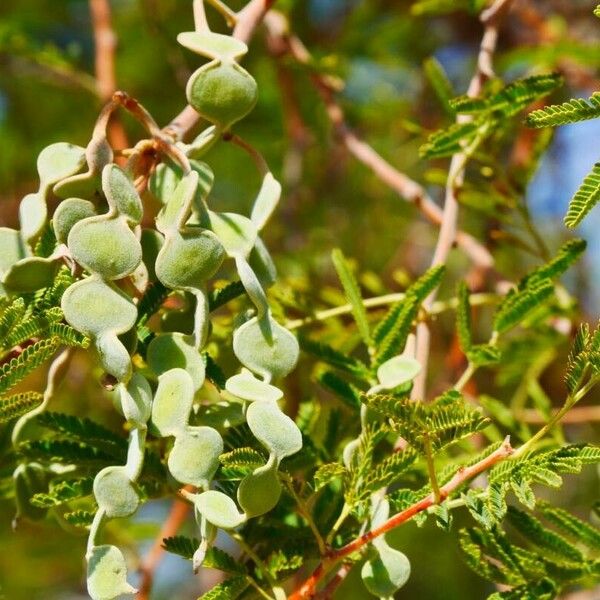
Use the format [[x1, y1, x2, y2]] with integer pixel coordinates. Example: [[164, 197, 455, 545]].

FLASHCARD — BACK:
[[1, 1, 599, 600]]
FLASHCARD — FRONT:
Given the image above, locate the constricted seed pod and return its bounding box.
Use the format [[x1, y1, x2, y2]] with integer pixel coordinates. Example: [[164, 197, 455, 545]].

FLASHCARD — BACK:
[[167, 425, 223, 488], [146, 333, 206, 391], [151, 368, 195, 437], [86, 544, 137, 600], [53, 198, 97, 245], [237, 459, 281, 518], [93, 466, 140, 518], [246, 400, 302, 461], [186, 63, 257, 131], [233, 315, 300, 380]]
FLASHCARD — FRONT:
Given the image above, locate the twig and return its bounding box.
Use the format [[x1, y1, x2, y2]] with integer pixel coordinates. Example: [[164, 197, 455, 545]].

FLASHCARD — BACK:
[[89, 0, 129, 150], [315, 562, 353, 600], [136, 496, 191, 600], [262, 11, 494, 273], [412, 0, 514, 400], [289, 437, 514, 599], [285, 291, 498, 330]]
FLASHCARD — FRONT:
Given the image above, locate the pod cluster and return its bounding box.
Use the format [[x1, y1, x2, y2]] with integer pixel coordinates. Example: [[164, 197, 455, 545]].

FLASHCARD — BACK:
[[5, 22, 303, 600]]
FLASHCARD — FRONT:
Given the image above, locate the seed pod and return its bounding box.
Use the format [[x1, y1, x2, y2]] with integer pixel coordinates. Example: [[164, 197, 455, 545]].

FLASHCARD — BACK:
[[246, 400, 302, 461], [237, 459, 281, 518], [146, 333, 206, 391], [207, 211, 257, 258], [233, 315, 299, 380], [2, 256, 59, 293], [61, 278, 137, 339], [361, 545, 411, 598], [186, 63, 257, 130], [376, 355, 421, 390], [250, 173, 281, 231], [225, 369, 283, 403], [87, 544, 137, 600], [155, 228, 225, 290], [120, 374, 152, 427], [68, 216, 142, 280], [249, 237, 277, 289], [19, 193, 47, 245], [53, 198, 97, 245], [151, 368, 195, 437], [194, 490, 245, 529], [102, 164, 143, 225], [167, 425, 223, 487], [37, 142, 87, 190], [93, 466, 140, 518]]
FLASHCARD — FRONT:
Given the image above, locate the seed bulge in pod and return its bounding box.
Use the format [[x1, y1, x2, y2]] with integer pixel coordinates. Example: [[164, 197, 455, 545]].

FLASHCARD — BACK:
[[186, 63, 257, 130], [53, 198, 96, 245], [87, 544, 137, 600], [167, 426, 223, 487], [237, 461, 281, 518], [93, 466, 140, 518]]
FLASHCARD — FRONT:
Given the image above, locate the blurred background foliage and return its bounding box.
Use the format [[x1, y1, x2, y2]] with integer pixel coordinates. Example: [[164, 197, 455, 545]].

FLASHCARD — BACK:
[[0, 0, 599, 598]]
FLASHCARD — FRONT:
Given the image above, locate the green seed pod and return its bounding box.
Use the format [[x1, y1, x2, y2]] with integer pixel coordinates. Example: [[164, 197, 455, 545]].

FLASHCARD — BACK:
[[54, 137, 113, 200], [207, 211, 257, 258], [13, 462, 49, 522], [167, 425, 223, 487], [235, 255, 269, 318], [186, 63, 258, 130], [0, 227, 27, 277], [250, 173, 281, 231], [87, 544, 137, 600], [19, 193, 47, 245], [194, 490, 245, 529], [246, 400, 302, 461], [93, 466, 140, 518], [233, 315, 299, 380], [155, 228, 225, 290], [2, 256, 59, 293], [156, 171, 198, 233], [376, 355, 421, 390], [53, 198, 97, 245], [237, 459, 281, 518], [37, 142, 87, 190], [149, 163, 182, 205], [177, 31, 248, 62], [120, 374, 152, 427], [147, 333, 206, 391], [151, 368, 195, 436], [249, 237, 277, 289], [102, 164, 143, 225], [62, 278, 137, 379], [68, 215, 142, 280], [225, 369, 283, 403], [361, 545, 411, 598], [62, 278, 137, 339]]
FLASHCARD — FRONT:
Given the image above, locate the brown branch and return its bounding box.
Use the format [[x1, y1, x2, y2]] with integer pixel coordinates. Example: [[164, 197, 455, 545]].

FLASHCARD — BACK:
[[164, 0, 275, 140], [262, 12, 494, 273], [412, 0, 514, 400], [289, 437, 514, 599], [136, 495, 191, 600], [89, 0, 129, 151]]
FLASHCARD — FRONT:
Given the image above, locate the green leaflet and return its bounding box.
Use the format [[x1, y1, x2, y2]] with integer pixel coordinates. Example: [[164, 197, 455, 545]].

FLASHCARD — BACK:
[[331, 248, 371, 347], [527, 92, 600, 128]]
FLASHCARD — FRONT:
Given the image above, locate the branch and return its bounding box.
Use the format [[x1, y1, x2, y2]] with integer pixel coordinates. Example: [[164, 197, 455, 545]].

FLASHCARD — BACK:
[[263, 12, 494, 273], [89, 0, 129, 150], [164, 0, 275, 140], [289, 437, 514, 599], [412, 0, 514, 400], [136, 495, 191, 600]]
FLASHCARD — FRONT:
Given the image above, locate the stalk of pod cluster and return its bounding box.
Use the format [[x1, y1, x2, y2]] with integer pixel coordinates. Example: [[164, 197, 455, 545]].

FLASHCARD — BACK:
[[4, 21, 304, 600]]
